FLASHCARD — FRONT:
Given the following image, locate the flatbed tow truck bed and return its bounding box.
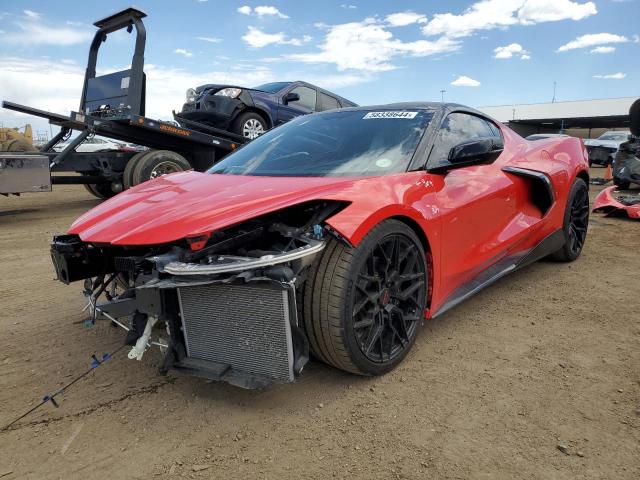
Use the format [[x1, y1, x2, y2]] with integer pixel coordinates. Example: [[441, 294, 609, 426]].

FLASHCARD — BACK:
[[0, 7, 246, 199]]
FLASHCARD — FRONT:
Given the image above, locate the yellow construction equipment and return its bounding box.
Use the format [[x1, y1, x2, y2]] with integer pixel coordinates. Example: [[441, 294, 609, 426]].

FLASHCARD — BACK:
[[0, 124, 37, 151]]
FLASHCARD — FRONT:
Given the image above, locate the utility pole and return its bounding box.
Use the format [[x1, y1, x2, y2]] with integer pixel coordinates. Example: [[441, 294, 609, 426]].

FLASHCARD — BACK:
[[552, 81, 557, 103], [440, 89, 446, 102]]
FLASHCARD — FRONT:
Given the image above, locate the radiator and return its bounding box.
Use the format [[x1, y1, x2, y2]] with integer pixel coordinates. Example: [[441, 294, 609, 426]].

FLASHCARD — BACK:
[[177, 282, 295, 383]]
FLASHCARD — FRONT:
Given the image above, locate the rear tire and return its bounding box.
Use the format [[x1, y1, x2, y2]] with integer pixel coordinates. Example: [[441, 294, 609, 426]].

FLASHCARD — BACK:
[[233, 111, 267, 140], [84, 183, 117, 199], [130, 150, 191, 186], [301, 220, 428, 375], [550, 178, 589, 262], [123, 150, 152, 189]]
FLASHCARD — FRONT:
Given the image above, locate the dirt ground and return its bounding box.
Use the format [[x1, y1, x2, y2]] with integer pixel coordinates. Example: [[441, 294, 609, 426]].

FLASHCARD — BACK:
[[0, 171, 638, 480]]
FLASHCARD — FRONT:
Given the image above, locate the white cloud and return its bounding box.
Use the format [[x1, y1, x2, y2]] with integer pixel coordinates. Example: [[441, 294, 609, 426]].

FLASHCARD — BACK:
[[237, 5, 289, 18], [65, 20, 83, 26], [341, 4, 357, 9], [242, 26, 309, 48], [385, 12, 428, 27], [196, 36, 222, 43], [23, 9, 41, 20], [174, 48, 193, 57], [422, 0, 597, 38], [516, 0, 596, 23], [255, 6, 289, 18], [593, 72, 626, 79], [590, 46, 615, 54], [493, 42, 530, 59], [557, 32, 629, 51], [2, 16, 91, 46], [302, 73, 370, 88], [451, 75, 481, 87], [288, 19, 460, 72]]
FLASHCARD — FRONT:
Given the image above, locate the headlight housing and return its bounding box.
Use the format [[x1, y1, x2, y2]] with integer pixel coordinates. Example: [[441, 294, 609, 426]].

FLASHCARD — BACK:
[[185, 88, 197, 103], [215, 87, 242, 99]]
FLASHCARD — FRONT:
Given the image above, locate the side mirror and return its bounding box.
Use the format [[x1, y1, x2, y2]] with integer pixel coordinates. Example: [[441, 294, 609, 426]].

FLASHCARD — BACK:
[[429, 138, 503, 173], [449, 137, 503, 164], [283, 92, 300, 105]]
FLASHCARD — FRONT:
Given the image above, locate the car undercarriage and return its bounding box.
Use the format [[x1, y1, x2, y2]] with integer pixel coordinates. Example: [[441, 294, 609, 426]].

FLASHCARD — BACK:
[[51, 201, 347, 389]]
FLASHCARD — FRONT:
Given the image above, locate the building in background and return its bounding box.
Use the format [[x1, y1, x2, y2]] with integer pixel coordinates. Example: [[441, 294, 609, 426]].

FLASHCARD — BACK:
[[479, 97, 637, 139]]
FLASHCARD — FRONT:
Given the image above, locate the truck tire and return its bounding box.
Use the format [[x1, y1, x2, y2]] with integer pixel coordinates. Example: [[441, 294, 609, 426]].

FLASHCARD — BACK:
[[233, 111, 267, 139], [301, 219, 428, 376], [130, 150, 191, 186], [84, 183, 117, 199], [123, 150, 152, 189]]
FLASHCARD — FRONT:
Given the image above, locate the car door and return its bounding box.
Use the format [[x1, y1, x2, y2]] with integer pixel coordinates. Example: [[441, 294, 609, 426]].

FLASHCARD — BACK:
[[277, 85, 317, 124], [427, 111, 520, 302]]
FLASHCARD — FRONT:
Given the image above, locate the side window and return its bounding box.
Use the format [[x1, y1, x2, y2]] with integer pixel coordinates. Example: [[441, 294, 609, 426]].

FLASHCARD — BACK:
[[486, 120, 503, 139], [429, 112, 496, 166], [289, 86, 317, 111], [318, 93, 340, 111]]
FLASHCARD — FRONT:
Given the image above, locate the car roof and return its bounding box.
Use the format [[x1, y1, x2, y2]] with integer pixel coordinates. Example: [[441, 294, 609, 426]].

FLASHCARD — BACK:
[[329, 101, 497, 121]]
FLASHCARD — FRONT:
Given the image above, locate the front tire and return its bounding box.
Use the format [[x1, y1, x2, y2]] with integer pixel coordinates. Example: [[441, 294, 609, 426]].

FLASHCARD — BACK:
[[233, 112, 267, 140], [550, 177, 589, 262], [302, 220, 428, 375]]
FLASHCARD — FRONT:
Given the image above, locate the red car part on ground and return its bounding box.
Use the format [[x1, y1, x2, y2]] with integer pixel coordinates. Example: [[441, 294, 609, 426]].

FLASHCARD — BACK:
[[592, 186, 640, 219]]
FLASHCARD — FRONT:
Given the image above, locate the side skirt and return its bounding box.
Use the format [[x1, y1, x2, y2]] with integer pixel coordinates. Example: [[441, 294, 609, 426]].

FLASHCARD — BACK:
[[431, 229, 565, 318]]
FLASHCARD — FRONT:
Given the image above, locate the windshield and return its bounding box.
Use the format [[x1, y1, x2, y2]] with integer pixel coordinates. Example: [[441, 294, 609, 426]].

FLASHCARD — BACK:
[[599, 132, 628, 141], [252, 82, 292, 93], [209, 109, 433, 177]]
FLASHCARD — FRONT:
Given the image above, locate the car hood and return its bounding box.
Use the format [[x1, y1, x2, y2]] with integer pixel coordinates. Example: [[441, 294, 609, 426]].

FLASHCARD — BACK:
[[583, 139, 623, 148], [69, 171, 363, 245]]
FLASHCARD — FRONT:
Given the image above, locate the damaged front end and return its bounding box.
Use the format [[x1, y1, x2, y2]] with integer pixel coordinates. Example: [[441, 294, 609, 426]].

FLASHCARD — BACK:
[[50, 200, 348, 389]]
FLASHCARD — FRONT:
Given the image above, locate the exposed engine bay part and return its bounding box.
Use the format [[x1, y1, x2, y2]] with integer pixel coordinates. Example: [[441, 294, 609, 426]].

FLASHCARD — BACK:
[[161, 237, 324, 275], [128, 315, 158, 361], [50, 200, 348, 388], [592, 186, 640, 219]]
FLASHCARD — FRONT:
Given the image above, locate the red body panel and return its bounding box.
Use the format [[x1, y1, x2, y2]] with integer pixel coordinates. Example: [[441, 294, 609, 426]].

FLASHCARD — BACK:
[[68, 125, 588, 318], [592, 186, 640, 219]]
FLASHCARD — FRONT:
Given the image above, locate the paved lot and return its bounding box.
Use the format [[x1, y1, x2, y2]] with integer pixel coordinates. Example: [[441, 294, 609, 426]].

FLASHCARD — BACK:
[[0, 171, 638, 479]]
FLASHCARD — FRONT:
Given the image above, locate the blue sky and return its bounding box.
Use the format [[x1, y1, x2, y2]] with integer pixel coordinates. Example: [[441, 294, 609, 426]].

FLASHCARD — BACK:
[[0, 0, 637, 133]]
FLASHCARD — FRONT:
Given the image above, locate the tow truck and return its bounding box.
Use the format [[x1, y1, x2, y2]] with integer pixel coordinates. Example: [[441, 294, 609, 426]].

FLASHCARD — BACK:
[[0, 7, 246, 198]]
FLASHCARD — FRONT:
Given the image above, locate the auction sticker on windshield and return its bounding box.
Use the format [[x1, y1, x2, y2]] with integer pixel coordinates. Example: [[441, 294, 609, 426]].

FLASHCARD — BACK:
[[363, 111, 418, 120]]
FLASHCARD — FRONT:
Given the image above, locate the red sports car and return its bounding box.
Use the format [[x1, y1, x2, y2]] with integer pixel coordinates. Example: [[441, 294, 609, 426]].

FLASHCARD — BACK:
[[51, 103, 590, 388]]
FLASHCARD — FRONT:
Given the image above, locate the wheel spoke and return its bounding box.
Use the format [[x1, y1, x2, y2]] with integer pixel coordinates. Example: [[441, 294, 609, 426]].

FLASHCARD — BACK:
[[396, 280, 424, 301], [354, 317, 374, 330], [363, 324, 384, 354]]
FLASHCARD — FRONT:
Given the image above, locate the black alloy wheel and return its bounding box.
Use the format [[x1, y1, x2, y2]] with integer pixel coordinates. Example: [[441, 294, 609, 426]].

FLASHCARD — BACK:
[[352, 234, 426, 364], [566, 182, 589, 257], [550, 177, 589, 262]]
